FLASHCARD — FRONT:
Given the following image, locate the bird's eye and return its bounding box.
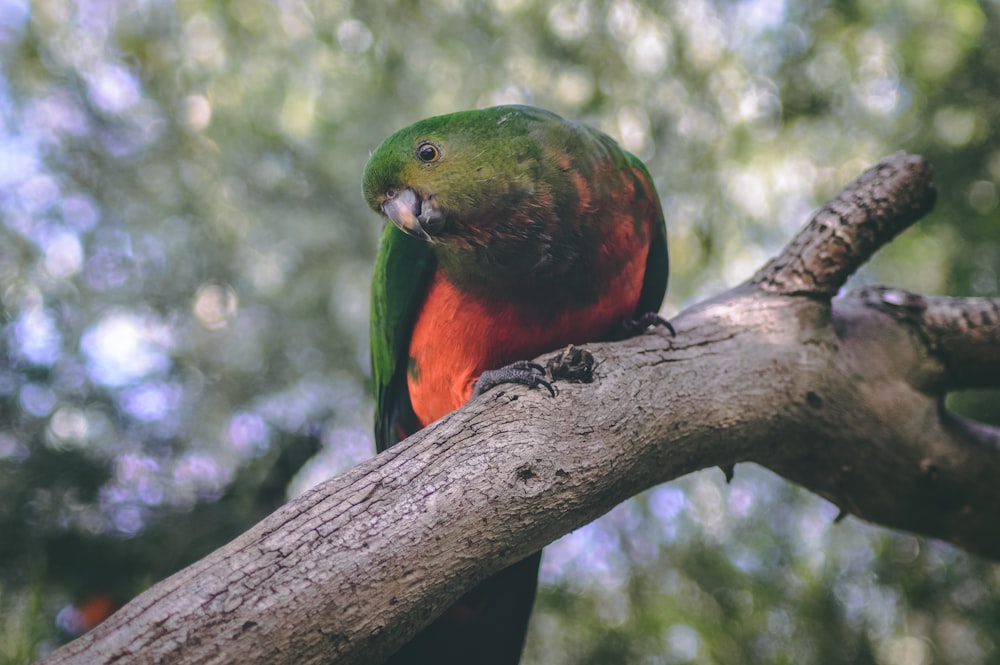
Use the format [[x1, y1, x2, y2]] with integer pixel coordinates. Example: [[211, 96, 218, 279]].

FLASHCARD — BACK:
[[416, 142, 441, 163]]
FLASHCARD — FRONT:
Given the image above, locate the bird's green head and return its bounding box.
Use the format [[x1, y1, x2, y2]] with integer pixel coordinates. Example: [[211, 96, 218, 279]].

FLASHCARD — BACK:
[[362, 105, 571, 244]]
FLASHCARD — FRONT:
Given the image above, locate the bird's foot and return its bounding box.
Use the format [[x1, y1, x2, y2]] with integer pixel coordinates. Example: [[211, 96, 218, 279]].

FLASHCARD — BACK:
[[473, 360, 556, 398], [546, 345, 595, 383], [613, 311, 675, 340]]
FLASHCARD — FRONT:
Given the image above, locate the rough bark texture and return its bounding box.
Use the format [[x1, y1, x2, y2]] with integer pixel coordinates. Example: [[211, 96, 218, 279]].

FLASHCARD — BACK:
[[40, 153, 1000, 665], [752, 151, 937, 296]]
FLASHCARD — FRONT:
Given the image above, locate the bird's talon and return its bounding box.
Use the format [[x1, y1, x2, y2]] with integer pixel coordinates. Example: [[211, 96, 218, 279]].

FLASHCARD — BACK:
[[473, 361, 556, 399], [616, 312, 675, 339], [547, 345, 595, 383]]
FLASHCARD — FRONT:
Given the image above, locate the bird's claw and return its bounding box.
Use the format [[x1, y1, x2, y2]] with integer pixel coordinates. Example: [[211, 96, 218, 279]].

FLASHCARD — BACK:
[[473, 360, 556, 398], [546, 345, 595, 383], [616, 311, 675, 339]]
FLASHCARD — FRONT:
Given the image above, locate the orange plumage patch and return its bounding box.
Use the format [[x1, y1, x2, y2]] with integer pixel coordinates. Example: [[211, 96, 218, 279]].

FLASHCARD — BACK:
[[78, 594, 116, 631], [406, 215, 650, 428]]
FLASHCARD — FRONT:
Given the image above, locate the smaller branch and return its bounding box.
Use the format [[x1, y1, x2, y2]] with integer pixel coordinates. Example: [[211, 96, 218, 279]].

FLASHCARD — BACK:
[[856, 287, 1000, 391], [919, 295, 1000, 391], [753, 152, 936, 297], [944, 411, 1000, 453], [763, 288, 1000, 561]]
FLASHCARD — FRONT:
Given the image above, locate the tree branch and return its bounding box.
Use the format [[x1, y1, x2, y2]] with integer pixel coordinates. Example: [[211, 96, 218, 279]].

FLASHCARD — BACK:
[[752, 151, 937, 296], [40, 154, 1000, 665], [859, 287, 1000, 390]]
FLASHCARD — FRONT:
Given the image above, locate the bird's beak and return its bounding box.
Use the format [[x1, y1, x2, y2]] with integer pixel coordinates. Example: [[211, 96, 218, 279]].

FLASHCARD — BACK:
[[381, 188, 444, 241]]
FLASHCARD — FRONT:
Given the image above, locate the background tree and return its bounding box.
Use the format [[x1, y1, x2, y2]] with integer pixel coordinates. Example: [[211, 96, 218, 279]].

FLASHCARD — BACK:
[[0, 1, 997, 663]]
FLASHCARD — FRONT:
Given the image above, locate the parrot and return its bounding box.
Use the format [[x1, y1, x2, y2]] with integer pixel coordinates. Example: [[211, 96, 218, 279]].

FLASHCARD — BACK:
[[364, 104, 669, 665]]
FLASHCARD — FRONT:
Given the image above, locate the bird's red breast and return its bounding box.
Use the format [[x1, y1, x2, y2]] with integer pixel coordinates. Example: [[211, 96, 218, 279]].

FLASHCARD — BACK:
[[406, 207, 653, 428]]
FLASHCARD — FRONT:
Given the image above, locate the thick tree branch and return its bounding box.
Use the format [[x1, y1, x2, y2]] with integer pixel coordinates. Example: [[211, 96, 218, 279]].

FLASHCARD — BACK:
[[40, 154, 1000, 665]]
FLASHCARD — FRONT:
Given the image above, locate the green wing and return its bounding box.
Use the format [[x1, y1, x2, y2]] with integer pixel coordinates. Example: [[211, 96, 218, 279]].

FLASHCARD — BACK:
[[628, 154, 669, 316], [371, 223, 436, 451], [638, 211, 669, 316], [579, 127, 668, 317]]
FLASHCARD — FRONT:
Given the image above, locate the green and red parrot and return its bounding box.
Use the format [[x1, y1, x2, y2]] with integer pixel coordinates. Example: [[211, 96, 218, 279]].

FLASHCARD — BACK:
[[364, 105, 668, 665]]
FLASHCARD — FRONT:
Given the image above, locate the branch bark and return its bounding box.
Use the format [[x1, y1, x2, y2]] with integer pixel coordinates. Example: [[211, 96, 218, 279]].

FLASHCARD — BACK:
[[40, 153, 1000, 665]]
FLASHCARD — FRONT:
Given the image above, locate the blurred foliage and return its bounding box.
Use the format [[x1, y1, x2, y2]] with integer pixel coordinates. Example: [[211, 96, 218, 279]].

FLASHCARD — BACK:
[[0, 0, 998, 662]]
